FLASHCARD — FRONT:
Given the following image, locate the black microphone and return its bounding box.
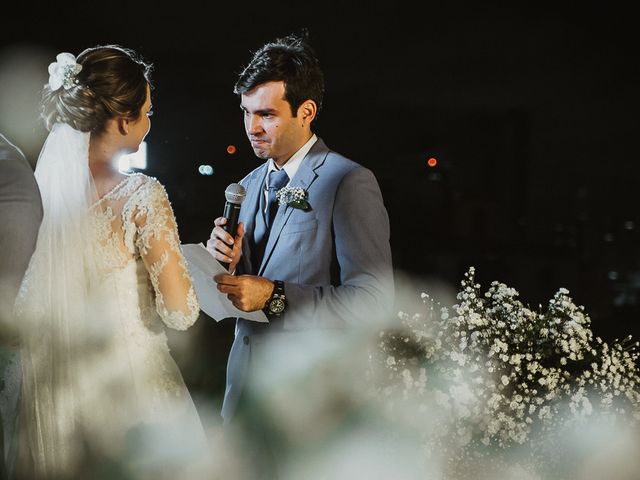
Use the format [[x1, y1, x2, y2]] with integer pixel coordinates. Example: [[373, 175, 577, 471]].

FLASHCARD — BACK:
[[221, 183, 246, 270]]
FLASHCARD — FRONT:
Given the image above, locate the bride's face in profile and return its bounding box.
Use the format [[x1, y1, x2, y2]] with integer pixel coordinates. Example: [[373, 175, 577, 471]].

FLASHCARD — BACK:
[[125, 84, 152, 153]]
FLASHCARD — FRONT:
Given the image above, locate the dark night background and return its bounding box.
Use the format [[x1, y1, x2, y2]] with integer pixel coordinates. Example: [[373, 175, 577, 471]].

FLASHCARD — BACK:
[[2, 2, 639, 424]]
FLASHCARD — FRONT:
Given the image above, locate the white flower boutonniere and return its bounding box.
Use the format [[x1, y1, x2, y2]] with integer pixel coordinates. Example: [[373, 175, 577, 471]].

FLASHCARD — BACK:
[[276, 186, 310, 210], [48, 52, 82, 91]]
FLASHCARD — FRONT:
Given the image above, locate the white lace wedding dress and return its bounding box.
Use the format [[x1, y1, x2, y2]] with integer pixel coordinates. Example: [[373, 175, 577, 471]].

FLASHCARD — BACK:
[[17, 171, 209, 477]]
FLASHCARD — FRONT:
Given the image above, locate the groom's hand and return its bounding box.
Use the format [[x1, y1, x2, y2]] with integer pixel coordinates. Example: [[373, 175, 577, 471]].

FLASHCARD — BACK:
[[214, 274, 274, 312], [207, 217, 245, 273]]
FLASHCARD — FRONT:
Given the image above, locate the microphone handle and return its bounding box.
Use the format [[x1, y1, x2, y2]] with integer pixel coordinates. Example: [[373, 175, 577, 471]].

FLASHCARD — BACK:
[[221, 201, 242, 270]]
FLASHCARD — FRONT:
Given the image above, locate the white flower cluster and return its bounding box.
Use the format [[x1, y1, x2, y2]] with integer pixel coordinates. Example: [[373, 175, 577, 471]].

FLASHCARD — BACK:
[[48, 52, 82, 91], [373, 267, 640, 474], [276, 186, 307, 207]]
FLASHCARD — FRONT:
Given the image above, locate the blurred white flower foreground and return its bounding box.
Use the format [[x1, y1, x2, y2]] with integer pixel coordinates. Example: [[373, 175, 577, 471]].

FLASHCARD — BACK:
[[206, 268, 639, 479], [13, 266, 637, 479], [369, 267, 640, 479]]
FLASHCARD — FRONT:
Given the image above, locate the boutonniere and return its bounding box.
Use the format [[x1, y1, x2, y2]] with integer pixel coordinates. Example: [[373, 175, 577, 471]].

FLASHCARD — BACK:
[[276, 185, 310, 210]]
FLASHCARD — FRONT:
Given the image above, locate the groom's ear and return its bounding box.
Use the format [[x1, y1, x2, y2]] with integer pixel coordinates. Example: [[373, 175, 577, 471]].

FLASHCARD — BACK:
[[299, 100, 317, 126]]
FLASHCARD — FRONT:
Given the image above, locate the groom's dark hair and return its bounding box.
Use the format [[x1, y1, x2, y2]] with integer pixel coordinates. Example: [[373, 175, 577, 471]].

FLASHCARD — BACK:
[[234, 29, 324, 121]]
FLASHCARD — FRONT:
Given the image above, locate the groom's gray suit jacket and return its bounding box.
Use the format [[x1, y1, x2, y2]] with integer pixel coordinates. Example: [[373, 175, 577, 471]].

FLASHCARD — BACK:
[[221, 138, 394, 423], [0, 133, 42, 479]]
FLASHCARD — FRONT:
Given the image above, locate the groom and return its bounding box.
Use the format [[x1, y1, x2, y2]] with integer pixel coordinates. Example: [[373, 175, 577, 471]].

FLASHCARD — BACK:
[[208, 33, 394, 476], [0, 132, 42, 479]]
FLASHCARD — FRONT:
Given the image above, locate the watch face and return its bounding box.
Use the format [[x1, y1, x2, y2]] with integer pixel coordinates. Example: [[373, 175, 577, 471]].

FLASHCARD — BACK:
[[269, 298, 285, 314]]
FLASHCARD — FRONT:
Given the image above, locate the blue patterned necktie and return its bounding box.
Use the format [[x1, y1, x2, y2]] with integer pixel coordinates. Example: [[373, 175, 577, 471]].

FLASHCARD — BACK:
[[252, 168, 289, 269], [266, 169, 289, 228]]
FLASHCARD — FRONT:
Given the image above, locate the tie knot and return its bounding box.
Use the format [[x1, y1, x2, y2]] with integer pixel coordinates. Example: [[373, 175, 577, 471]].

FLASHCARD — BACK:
[[268, 169, 289, 191]]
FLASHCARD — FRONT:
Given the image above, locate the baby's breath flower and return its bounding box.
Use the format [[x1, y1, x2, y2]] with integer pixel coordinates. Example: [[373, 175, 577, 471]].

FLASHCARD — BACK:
[[275, 185, 310, 210], [374, 266, 640, 469]]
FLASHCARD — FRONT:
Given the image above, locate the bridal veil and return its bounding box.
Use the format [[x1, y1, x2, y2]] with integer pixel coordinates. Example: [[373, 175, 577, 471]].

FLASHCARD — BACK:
[[15, 123, 128, 474]]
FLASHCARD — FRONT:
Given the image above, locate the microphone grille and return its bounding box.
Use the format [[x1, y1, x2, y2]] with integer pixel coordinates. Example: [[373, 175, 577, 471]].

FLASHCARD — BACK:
[[225, 183, 247, 204]]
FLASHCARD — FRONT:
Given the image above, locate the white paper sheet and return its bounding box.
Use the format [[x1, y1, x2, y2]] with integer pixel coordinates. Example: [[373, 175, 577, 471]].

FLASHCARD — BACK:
[[181, 243, 268, 323]]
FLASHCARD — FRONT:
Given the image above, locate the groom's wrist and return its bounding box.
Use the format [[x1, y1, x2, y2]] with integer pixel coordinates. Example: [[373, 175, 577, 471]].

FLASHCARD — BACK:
[[263, 280, 286, 316]]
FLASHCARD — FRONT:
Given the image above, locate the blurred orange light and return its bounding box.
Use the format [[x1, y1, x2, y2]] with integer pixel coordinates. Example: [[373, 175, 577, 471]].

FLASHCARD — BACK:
[[227, 145, 237, 154], [427, 157, 438, 167]]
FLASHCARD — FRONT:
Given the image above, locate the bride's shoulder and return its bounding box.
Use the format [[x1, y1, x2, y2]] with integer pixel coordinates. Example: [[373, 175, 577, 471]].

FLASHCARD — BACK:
[[125, 172, 166, 195], [122, 173, 172, 210], [124, 174, 175, 226]]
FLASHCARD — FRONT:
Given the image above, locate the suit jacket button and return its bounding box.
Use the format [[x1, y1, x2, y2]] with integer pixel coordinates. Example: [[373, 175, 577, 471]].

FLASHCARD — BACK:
[[243, 336, 250, 345]]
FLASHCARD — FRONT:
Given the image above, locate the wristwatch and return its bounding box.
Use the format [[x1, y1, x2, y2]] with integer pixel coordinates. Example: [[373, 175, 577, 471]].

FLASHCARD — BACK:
[[266, 280, 286, 315]]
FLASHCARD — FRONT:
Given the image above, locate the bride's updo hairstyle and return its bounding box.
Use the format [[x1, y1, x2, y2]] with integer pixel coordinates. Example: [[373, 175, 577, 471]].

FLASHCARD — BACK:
[[41, 45, 152, 133]]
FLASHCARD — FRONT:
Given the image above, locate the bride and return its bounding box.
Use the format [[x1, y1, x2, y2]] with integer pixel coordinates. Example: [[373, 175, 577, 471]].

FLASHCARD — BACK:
[[14, 46, 209, 478]]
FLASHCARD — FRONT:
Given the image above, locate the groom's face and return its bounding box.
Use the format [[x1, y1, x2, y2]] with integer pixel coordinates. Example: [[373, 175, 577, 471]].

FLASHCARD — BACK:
[[241, 80, 308, 167]]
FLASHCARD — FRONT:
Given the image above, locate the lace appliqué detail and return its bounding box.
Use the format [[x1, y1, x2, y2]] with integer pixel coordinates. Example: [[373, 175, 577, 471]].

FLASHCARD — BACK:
[[92, 204, 131, 274], [90, 173, 200, 330], [91, 173, 145, 274], [87, 173, 201, 415], [160, 288, 200, 332], [128, 177, 200, 330]]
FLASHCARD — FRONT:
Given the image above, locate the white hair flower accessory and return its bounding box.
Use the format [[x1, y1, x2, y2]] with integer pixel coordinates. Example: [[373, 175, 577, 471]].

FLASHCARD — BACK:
[[48, 53, 82, 91]]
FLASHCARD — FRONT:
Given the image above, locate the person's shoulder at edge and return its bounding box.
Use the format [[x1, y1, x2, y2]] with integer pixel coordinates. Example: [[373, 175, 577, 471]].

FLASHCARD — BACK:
[[0, 132, 26, 155], [0, 133, 30, 168], [0, 154, 34, 179], [0, 136, 41, 200]]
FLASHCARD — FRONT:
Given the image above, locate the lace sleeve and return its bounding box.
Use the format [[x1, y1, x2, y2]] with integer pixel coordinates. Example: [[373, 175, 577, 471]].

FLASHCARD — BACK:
[[133, 178, 200, 330]]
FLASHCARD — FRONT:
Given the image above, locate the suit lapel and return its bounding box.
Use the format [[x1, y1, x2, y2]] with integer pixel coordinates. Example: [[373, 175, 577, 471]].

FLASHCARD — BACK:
[[239, 164, 268, 275], [258, 140, 329, 276]]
